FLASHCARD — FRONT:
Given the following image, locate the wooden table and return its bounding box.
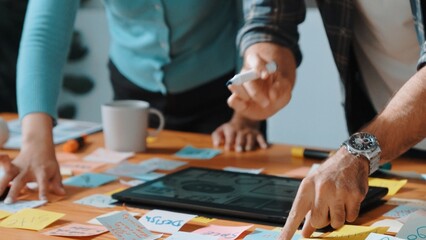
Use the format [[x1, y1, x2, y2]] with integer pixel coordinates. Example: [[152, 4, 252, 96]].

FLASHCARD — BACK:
[[1, 113, 425, 239]]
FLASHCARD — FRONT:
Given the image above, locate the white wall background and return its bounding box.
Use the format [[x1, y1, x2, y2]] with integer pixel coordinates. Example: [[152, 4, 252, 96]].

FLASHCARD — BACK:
[[267, 8, 348, 149], [63, 3, 348, 149]]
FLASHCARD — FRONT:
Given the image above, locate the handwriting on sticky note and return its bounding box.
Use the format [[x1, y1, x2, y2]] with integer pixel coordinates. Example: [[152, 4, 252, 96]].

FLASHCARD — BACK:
[[366, 233, 404, 240], [192, 224, 253, 240], [166, 231, 220, 240], [175, 145, 222, 159], [0, 200, 47, 213], [43, 223, 108, 237], [63, 172, 117, 188], [139, 209, 196, 234], [368, 178, 407, 196], [325, 225, 388, 240], [384, 205, 421, 218], [88, 211, 140, 225], [0, 208, 64, 230], [74, 194, 117, 208], [97, 211, 162, 240], [396, 212, 426, 239]]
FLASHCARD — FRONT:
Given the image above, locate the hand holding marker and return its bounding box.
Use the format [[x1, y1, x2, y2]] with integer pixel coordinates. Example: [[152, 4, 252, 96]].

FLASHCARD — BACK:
[[226, 61, 277, 86]]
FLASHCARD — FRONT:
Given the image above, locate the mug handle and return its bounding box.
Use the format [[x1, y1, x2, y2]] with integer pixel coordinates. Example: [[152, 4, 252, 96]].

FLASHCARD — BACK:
[[148, 108, 165, 137]]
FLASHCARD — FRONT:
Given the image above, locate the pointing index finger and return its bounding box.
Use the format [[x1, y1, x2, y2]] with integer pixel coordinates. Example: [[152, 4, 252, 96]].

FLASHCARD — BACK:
[[280, 180, 315, 240]]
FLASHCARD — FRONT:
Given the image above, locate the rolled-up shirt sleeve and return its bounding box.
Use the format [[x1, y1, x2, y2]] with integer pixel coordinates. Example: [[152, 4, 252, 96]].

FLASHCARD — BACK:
[[237, 0, 306, 66]]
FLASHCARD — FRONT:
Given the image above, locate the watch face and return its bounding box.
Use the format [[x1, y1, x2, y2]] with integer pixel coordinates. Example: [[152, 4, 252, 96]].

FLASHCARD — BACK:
[[348, 132, 377, 151]]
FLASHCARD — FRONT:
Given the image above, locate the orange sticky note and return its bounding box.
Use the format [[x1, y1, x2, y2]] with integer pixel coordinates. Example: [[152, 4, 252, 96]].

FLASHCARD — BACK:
[[0, 208, 65, 230]]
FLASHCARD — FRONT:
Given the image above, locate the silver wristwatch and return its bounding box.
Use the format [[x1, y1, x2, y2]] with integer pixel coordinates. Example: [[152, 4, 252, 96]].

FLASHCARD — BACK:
[[341, 132, 381, 175]]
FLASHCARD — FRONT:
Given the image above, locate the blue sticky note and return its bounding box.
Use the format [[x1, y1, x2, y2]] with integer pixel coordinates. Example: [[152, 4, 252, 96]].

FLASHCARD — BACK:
[[63, 173, 117, 188], [396, 213, 426, 239], [243, 228, 280, 240], [384, 205, 420, 218], [175, 145, 221, 160]]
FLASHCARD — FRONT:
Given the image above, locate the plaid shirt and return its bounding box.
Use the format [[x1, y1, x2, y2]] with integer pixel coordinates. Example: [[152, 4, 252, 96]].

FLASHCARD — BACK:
[[239, 0, 426, 82]]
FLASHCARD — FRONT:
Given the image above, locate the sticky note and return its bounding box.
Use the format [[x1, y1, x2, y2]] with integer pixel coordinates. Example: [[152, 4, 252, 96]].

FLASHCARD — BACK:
[[106, 187, 126, 196], [84, 147, 135, 163], [243, 228, 280, 240], [397, 209, 426, 223], [120, 179, 145, 187], [175, 145, 222, 159], [368, 178, 407, 196], [192, 216, 216, 224], [88, 211, 140, 225], [97, 211, 162, 240], [60, 161, 105, 174], [43, 223, 108, 237], [370, 219, 403, 233], [384, 205, 421, 218], [0, 208, 64, 230], [74, 194, 117, 208], [396, 212, 426, 239], [325, 225, 388, 240], [192, 224, 253, 240], [166, 231, 220, 240], [139, 209, 196, 234], [223, 167, 264, 174], [366, 233, 404, 240], [0, 210, 12, 219], [132, 172, 166, 181], [63, 172, 117, 188], [56, 152, 80, 162], [139, 158, 188, 171], [105, 162, 157, 177], [0, 200, 47, 213]]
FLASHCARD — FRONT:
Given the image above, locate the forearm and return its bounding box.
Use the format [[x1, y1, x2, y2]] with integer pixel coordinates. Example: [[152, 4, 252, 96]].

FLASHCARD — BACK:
[[17, 0, 79, 119], [363, 67, 426, 161]]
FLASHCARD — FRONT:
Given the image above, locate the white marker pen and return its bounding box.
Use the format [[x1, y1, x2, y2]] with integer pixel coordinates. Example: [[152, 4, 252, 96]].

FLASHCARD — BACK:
[[226, 61, 277, 86]]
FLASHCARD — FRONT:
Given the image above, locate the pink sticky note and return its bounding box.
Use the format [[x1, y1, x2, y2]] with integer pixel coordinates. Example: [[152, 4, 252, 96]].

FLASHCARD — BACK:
[[192, 224, 252, 240], [43, 223, 108, 237]]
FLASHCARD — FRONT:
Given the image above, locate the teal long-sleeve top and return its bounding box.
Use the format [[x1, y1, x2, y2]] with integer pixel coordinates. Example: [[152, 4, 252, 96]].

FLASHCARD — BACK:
[[17, 0, 239, 119]]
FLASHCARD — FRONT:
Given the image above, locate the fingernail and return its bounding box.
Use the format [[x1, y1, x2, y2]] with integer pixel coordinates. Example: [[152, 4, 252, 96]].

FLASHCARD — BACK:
[[4, 197, 12, 204], [213, 140, 219, 147], [59, 187, 66, 195], [40, 194, 47, 201], [261, 71, 268, 79], [245, 146, 252, 151], [236, 146, 243, 152]]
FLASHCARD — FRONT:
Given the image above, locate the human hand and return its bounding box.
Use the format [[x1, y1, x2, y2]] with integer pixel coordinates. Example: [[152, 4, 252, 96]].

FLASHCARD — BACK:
[[211, 114, 267, 152], [0, 114, 65, 203], [279, 148, 370, 239], [228, 42, 296, 120]]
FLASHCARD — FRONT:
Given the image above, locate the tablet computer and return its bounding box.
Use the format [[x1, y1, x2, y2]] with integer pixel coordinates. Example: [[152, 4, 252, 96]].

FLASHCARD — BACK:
[[112, 167, 388, 224]]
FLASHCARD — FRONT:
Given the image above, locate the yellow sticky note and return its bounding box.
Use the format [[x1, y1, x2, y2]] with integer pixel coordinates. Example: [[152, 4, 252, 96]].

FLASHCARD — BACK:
[[0, 208, 65, 231], [325, 225, 388, 239], [106, 187, 126, 196], [368, 178, 408, 196], [0, 210, 12, 220], [192, 216, 216, 224]]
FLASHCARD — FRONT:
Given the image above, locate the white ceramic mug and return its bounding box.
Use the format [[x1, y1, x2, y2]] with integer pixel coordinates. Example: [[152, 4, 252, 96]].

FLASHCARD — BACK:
[[101, 100, 165, 152]]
